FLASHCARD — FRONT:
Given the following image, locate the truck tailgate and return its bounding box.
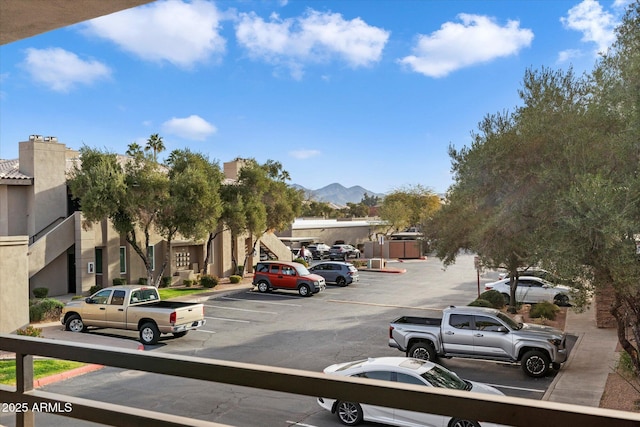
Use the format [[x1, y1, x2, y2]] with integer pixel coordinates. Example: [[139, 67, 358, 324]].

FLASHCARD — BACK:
[[173, 304, 204, 325]]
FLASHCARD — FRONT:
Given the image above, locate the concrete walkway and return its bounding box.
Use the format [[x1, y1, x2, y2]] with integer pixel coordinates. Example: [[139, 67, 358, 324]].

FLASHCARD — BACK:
[[543, 305, 620, 406]]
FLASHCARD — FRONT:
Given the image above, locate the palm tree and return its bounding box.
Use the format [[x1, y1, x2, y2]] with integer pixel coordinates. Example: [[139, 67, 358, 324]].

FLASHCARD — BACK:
[[145, 134, 165, 162]]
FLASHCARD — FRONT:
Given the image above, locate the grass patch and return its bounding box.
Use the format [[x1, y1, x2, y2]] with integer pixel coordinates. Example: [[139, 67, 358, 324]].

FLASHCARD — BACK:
[[158, 287, 213, 300], [0, 359, 85, 386]]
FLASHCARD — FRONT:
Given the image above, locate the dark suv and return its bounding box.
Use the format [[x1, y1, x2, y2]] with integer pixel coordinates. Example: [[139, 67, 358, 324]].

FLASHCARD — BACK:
[[308, 261, 359, 286], [328, 244, 361, 260]]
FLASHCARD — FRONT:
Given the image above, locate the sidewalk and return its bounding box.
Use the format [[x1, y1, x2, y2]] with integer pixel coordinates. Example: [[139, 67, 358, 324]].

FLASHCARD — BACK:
[[542, 305, 619, 406]]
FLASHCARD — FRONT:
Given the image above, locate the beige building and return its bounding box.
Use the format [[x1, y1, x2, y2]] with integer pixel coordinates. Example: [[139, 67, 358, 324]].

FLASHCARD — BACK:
[[0, 136, 290, 333]]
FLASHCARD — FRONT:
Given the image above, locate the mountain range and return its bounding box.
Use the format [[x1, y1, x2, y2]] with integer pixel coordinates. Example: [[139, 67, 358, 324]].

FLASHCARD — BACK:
[[292, 183, 386, 206]]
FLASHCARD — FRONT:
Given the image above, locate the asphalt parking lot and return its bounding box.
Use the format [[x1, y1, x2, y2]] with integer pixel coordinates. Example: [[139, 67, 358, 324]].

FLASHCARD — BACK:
[[1, 253, 572, 427]]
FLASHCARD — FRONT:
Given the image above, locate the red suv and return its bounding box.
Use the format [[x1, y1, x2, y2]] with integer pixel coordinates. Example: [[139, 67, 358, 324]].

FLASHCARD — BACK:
[[252, 261, 326, 297]]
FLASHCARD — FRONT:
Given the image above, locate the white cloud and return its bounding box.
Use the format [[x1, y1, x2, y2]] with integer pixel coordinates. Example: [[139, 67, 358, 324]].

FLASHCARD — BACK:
[[560, 0, 617, 55], [398, 14, 533, 78], [82, 0, 226, 68], [161, 115, 217, 140], [557, 48, 584, 63], [21, 48, 111, 92], [235, 9, 389, 78], [290, 149, 320, 160]]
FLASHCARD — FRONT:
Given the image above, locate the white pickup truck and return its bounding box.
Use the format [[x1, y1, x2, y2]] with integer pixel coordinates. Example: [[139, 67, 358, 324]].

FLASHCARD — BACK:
[[388, 306, 569, 378], [61, 285, 206, 345]]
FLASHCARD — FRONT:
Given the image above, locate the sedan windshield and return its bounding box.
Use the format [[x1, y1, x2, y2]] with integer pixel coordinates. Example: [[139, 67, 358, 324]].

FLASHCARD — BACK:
[[420, 365, 470, 390]]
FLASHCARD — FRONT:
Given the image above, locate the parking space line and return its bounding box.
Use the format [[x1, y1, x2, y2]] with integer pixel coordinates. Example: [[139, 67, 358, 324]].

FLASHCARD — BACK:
[[327, 299, 443, 310], [221, 296, 302, 307], [194, 329, 217, 334], [204, 304, 278, 315], [205, 316, 250, 323], [286, 422, 317, 427], [486, 383, 545, 393]]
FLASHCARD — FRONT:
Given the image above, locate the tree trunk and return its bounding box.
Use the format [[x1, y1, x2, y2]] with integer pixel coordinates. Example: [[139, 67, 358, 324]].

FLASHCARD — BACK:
[[611, 291, 640, 374]]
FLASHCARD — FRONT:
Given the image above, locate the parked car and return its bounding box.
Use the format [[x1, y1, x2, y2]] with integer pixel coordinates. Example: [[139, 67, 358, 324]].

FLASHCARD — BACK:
[[308, 261, 359, 286], [317, 356, 505, 427], [497, 268, 560, 282], [291, 247, 312, 262], [328, 244, 361, 260], [485, 276, 572, 306], [253, 261, 326, 297], [307, 243, 331, 259]]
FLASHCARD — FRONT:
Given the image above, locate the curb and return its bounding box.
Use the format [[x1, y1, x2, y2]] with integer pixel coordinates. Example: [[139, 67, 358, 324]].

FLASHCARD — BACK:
[[541, 331, 585, 401], [34, 363, 104, 388]]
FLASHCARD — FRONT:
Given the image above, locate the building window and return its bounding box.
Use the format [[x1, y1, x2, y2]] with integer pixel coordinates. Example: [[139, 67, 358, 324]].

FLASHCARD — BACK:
[[147, 245, 155, 271], [95, 248, 103, 274], [119, 247, 126, 274]]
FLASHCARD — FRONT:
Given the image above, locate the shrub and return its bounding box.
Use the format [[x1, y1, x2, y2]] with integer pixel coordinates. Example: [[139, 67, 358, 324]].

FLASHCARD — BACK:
[[17, 325, 42, 337], [112, 278, 127, 286], [138, 277, 148, 285], [229, 275, 242, 284], [468, 299, 493, 308], [29, 298, 64, 322], [183, 279, 194, 287], [32, 287, 49, 299], [293, 257, 309, 267], [201, 275, 218, 288], [89, 285, 102, 295], [237, 265, 244, 275], [160, 276, 172, 288], [529, 301, 560, 320], [478, 290, 505, 309], [351, 260, 367, 268]]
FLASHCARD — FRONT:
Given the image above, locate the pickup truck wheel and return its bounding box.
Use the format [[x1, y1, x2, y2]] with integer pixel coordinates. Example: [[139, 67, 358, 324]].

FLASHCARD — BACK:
[[408, 342, 436, 361], [298, 284, 311, 297], [449, 419, 480, 427], [336, 276, 347, 286], [336, 401, 363, 426], [522, 350, 550, 378], [139, 322, 160, 345], [65, 314, 86, 333], [173, 331, 188, 338], [257, 280, 270, 293]]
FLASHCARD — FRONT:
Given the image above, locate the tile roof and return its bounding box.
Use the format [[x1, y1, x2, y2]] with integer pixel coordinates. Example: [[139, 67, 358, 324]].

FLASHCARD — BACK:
[[0, 159, 32, 180]]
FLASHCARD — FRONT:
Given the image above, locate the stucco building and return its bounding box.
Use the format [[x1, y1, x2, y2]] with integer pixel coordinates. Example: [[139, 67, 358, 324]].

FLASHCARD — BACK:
[[0, 136, 290, 333]]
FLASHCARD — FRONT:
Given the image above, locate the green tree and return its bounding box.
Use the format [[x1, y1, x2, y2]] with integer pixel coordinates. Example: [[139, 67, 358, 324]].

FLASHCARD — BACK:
[[68, 138, 223, 287], [429, 2, 640, 371], [219, 159, 302, 274], [379, 185, 441, 234], [145, 133, 165, 162], [345, 202, 369, 218], [360, 192, 381, 207]]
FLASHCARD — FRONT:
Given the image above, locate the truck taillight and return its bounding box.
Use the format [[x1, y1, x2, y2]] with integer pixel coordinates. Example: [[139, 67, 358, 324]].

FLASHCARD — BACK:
[[389, 326, 394, 339], [170, 312, 176, 324]]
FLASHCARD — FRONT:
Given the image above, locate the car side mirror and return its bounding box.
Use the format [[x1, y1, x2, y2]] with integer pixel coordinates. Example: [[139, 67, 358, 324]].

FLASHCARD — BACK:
[[497, 326, 508, 333], [85, 298, 94, 304]]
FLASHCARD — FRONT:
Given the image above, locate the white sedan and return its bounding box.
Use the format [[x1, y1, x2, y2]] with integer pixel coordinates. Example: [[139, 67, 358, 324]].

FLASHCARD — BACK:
[[317, 357, 505, 427], [485, 276, 572, 306]]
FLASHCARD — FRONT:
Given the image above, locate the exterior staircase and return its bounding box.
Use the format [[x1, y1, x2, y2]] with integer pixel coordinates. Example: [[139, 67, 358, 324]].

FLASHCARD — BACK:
[[28, 212, 77, 278]]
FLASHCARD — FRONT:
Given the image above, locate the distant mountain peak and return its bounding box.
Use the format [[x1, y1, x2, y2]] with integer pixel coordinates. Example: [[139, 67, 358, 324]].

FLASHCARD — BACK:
[[292, 183, 385, 206]]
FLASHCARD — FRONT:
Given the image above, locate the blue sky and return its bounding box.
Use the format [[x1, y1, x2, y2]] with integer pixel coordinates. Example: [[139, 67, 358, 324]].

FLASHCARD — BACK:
[[0, 0, 632, 195]]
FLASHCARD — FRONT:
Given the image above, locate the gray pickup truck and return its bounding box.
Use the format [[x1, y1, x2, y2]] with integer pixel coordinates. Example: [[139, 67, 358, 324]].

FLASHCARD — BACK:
[[388, 306, 569, 378], [61, 285, 206, 345]]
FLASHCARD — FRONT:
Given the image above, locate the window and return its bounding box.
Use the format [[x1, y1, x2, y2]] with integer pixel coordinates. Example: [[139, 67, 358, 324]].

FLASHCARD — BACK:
[[474, 316, 504, 332], [449, 314, 472, 330], [110, 290, 126, 306], [396, 372, 425, 386], [95, 248, 103, 274], [147, 245, 155, 271], [270, 265, 280, 274], [353, 371, 393, 381], [119, 247, 126, 274], [92, 289, 112, 305], [282, 266, 295, 276]]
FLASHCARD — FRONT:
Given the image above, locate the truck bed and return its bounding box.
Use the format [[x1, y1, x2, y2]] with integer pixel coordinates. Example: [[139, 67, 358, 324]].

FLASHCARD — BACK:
[[133, 300, 200, 310], [391, 316, 442, 326]]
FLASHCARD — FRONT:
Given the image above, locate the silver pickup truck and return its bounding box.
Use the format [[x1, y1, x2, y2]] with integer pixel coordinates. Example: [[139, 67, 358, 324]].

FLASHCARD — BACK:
[[388, 306, 569, 378], [61, 285, 206, 345]]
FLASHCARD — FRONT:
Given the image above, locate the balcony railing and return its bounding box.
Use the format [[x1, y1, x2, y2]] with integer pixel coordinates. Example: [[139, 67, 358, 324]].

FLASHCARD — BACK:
[[1, 334, 639, 427]]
